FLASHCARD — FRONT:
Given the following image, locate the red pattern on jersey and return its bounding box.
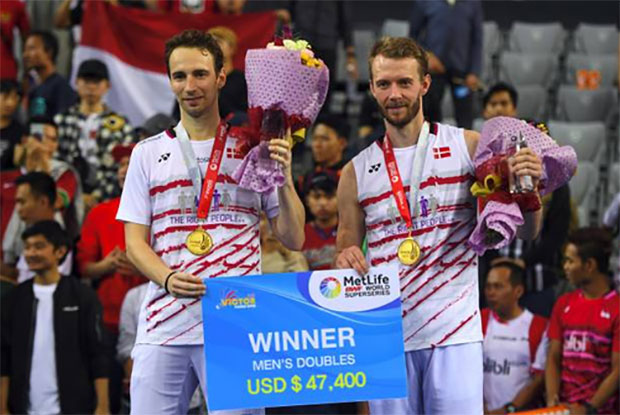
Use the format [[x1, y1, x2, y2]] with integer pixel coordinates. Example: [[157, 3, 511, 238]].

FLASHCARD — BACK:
[[419, 173, 474, 190], [548, 290, 619, 413], [402, 253, 476, 317], [302, 223, 337, 271], [407, 282, 476, 343], [435, 309, 479, 346]]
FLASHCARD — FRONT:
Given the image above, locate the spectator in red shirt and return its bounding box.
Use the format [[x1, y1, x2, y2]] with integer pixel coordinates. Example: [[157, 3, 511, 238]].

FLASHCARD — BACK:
[[546, 227, 619, 415], [0, 0, 29, 81], [301, 171, 338, 271], [76, 142, 143, 414], [77, 142, 143, 333]]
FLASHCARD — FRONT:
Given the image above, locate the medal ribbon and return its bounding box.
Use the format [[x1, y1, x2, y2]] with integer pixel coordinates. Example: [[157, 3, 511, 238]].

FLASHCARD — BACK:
[[381, 122, 431, 233], [176, 121, 229, 219]]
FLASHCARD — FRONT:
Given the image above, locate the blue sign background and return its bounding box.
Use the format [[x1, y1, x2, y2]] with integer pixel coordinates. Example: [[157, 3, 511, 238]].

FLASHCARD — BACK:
[[202, 268, 407, 411]]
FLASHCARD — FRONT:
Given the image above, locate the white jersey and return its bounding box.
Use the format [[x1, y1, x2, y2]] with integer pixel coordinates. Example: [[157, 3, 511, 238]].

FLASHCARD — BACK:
[[482, 308, 548, 410], [352, 123, 480, 351], [117, 123, 279, 345]]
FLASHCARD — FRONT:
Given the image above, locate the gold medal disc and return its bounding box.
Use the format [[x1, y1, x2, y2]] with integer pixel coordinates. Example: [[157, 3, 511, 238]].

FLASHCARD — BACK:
[[397, 237, 421, 266], [186, 228, 213, 256]]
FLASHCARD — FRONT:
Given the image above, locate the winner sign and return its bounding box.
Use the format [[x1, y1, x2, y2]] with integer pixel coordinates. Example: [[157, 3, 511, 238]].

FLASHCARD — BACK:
[[202, 266, 407, 410]]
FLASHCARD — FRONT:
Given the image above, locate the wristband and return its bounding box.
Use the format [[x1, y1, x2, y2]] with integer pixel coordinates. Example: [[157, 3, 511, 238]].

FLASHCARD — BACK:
[[164, 271, 177, 294], [583, 402, 598, 415]]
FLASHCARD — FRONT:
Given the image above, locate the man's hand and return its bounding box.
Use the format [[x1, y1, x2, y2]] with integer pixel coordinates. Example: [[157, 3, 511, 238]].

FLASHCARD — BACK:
[[94, 404, 109, 415], [509, 147, 543, 190], [166, 272, 206, 298], [335, 246, 369, 275], [566, 403, 587, 415], [83, 193, 99, 212], [269, 130, 293, 182], [116, 251, 141, 276], [465, 73, 481, 91], [428, 53, 446, 74]]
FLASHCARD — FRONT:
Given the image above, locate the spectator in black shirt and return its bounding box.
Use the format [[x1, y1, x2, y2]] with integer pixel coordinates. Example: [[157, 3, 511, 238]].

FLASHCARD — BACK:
[[0, 79, 24, 171], [23, 31, 77, 118]]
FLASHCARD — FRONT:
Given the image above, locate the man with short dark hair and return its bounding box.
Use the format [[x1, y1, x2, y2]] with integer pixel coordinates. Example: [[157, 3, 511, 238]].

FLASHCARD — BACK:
[[302, 171, 339, 271], [546, 227, 619, 414], [0, 220, 108, 415], [482, 82, 518, 119], [482, 261, 548, 414], [23, 31, 77, 118], [55, 58, 135, 207], [298, 113, 348, 196], [0, 79, 24, 171], [118, 29, 304, 414], [1, 172, 73, 282]]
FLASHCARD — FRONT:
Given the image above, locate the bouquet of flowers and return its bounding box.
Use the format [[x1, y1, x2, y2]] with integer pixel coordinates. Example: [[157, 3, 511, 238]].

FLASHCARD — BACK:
[[468, 116, 577, 255], [231, 29, 330, 193]]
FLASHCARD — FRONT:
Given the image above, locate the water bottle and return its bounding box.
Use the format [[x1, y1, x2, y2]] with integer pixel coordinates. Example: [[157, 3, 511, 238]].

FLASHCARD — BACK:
[[511, 131, 534, 193]]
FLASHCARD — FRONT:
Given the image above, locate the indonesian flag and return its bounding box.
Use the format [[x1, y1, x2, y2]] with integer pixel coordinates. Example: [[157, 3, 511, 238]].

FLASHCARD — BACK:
[[74, 2, 276, 126]]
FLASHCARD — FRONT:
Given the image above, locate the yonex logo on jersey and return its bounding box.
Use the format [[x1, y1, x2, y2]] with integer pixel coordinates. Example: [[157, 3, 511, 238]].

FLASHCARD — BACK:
[[433, 146, 451, 159], [601, 310, 611, 319], [368, 163, 381, 173], [158, 153, 171, 163]]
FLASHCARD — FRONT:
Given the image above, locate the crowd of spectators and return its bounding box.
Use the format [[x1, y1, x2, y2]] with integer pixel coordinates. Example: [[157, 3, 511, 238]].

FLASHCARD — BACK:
[[0, 0, 618, 414]]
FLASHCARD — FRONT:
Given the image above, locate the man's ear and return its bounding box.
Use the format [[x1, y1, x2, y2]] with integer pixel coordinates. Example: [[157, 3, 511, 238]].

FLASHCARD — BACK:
[[515, 284, 525, 300], [585, 257, 598, 274], [54, 245, 68, 262], [217, 70, 227, 90], [421, 73, 432, 96]]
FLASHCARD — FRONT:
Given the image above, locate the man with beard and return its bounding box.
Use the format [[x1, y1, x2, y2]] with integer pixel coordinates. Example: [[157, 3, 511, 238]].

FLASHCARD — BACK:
[[335, 37, 544, 414]]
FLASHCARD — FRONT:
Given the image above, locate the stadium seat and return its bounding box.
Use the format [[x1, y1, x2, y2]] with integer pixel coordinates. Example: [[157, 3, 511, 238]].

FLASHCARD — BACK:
[[569, 161, 599, 226], [473, 118, 485, 132], [381, 19, 410, 38], [609, 162, 620, 198], [555, 86, 618, 123], [481, 53, 496, 87], [483, 21, 502, 57], [441, 86, 454, 119], [508, 22, 566, 54], [564, 53, 618, 87], [572, 23, 619, 55], [547, 121, 606, 165], [515, 86, 547, 121], [499, 52, 558, 88]]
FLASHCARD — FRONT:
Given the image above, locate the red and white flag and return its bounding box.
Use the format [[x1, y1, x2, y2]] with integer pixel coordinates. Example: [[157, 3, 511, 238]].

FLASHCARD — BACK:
[[433, 146, 451, 159], [74, 2, 276, 126]]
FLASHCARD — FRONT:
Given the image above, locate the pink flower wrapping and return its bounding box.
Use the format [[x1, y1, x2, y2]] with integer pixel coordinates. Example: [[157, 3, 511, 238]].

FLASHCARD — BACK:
[[468, 117, 578, 255], [232, 48, 330, 194]]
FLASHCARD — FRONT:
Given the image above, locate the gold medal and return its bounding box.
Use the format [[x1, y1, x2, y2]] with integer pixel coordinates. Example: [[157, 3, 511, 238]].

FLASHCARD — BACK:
[[185, 227, 213, 256], [398, 237, 421, 266]]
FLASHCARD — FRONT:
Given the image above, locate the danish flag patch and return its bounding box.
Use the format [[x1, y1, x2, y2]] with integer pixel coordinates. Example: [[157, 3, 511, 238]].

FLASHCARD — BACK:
[[433, 146, 451, 159], [226, 147, 244, 159]]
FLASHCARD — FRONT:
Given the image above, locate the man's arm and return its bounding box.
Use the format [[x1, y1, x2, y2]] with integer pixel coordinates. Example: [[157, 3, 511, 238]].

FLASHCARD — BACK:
[[577, 352, 619, 411], [511, 372, 544, 410], [0, 377, 8, 414], [334, 162, 368, 275], [269, 136, 306, 251], [125, 223, 205, 297], [464, 129, 543, 240], [545, 339, 563, 407], [93, 378, 109, 415]]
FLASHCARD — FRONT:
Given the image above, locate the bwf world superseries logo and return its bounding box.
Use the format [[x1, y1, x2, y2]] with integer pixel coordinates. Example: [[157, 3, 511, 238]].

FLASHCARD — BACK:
[[320, 277, 342, 299]]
